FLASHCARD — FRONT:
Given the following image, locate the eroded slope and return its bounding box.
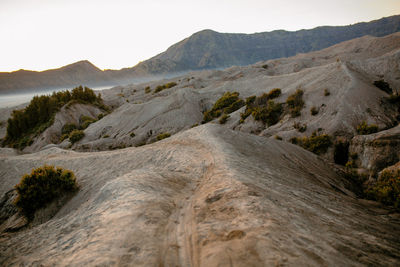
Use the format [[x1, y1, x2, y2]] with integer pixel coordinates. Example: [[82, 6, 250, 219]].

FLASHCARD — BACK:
[[0, 125, 399, 266]]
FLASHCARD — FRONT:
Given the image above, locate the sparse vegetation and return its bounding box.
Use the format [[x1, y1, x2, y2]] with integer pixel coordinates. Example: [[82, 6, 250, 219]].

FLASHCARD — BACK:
[[97, 113, 104, 120], [262, 64, 268, 69], [274, 135, 282, 140], [202, 92, 244, 123], [61, 123, 78, 135], [103, 135, 110, 138], [130, 132, 136, 137], [356, 121, 378, 135], [240, 89, 283, 125], [69, 129, 85, 143], [290, 131, 332, 155], [14, 165, 78, 219], [310, 106, 319, 116], [153, 82, 177, 94], [157, 132, 171, 140], [3, 86, 105, 149], [365, 169, 400, 209], [145, 86, 151, 94], [373, 80, 392, 94], [219, 114, 229, 124], [286, 89, 304, 117], [324, 89, 330, 96], [80, 116, 97, 130], [293, 122, 307, 133]]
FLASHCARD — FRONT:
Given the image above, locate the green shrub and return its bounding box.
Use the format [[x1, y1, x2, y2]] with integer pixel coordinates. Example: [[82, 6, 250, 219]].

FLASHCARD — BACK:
[[97, 113, 104, 120], [291, 132, 332, 155], [373, 80, 392, 95], [69, 129, 85, 143], [293, 122, 307, 132], [219, 114, 229, 124], [130, 132, 136, 137], [356, 121, 378, 135], [103, 135, 110, 138], [286, 89, 304, 118], [251, 100, 283, 126], [157, 132, 171, 140], [60, 134, 69, 142], [324, 89, 330, 96], [310, 106, 319, 116], [153, 82, 177, 93], [365, 169, 400, 209], [274, 135, 282, 140], [145, 86, 151, 94], [267, 88, 281, 99], [202, 92, 244, 123], [262, 64, 268, 69], [14, 165, 78, 219], [61, 123, 78, 135], [4, 86, 105, 148], [240, 89, 284, 126]]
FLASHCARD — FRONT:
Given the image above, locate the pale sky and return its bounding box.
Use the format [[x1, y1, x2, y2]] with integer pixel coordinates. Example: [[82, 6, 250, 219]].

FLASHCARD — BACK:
[[0, 0, 399, 72]]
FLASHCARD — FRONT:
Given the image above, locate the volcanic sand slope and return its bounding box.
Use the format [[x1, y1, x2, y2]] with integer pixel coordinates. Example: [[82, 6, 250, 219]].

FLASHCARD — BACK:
[[0, 125, 399, 266], [60, 33, 400, 153]]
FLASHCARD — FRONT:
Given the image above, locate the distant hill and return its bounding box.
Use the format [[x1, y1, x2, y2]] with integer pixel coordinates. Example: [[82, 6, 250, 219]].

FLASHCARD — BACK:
[[143, 15, 400, 71], [0, 15, 399, 93], [0, 60, 114, 94]]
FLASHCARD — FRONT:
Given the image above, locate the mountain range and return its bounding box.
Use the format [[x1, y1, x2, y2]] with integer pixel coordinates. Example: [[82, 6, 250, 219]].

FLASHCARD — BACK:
[[0, 15, 399, 93]]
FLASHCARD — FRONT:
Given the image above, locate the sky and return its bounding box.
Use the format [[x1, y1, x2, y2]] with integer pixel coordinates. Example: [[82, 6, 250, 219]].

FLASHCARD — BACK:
[[0, 0, 399, 72]]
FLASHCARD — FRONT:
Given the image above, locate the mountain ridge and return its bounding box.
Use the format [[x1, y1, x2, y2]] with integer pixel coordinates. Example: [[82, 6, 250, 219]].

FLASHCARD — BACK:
[[0, 15, 399, 93]]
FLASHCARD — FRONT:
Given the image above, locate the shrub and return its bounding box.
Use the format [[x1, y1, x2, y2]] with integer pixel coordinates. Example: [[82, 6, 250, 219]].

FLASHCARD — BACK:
[[4, 86, 105, 148], [69, 130, 85, 143], [61, 123, 78, 135], [14, 165, 78, 219], [267, 88, 281, 99], [202, 92, 244, 123], [262, 64, 268, 69], [356, 121, 378, 135], [157, 132, 171, 140], [79, 116, 97, 129], [274, 135, 282, 140], [293, 122, 307, 133], [145, 86, 151, 94], [373, 80, 392, 94], [97, 113, 104, 120], [286, 89, 304, 117], [324, 89, 330, 96], [310, 106, 319, 116], [365, 169, 400, 209], [291, 132, 332, 155], [252, 100, 283, 125], [153, 82, 177, 93], [219, 114, 229, 124], [130, 132, 136, 137], [240, 89, 284, 126], [103, 135, 110, 138]]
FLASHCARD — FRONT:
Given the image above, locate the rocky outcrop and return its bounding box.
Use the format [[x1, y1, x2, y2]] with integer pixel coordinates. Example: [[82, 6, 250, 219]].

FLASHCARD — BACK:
[[23, 103, 104, 153], [350, 125, 400, 172]]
